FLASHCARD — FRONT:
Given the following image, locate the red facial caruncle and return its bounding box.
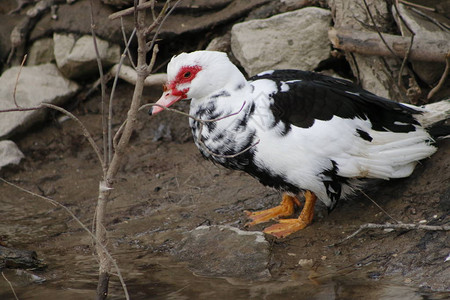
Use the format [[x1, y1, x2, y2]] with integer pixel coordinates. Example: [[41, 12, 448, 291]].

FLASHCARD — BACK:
[[167, 65, 203, 98]]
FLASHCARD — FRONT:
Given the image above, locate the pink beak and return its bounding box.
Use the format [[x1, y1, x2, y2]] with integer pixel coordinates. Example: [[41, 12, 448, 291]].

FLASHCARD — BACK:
[[150, 90, 183, 115]]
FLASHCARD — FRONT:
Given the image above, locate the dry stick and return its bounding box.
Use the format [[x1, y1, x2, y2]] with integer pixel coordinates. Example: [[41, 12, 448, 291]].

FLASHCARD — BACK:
[[90, 0, 108, 171], [362, 0, 413, 90], [329, 222, 450, 247], [95, 1, 163, 298], [427, 53, 450, 100], [360, 190, 398, 224], [146, 0, 182, 56], [108, 27, 137, 165], [0, 178, 128, 300], [0, 104, 105, 171], [410, 7, 449, 31], [399, 0, 435, 11], [1, 271, 19, 300], [120, 17, 137, 70], [393, 0, 417, 88], [328, 28, 448, 63], [41, 103, 106, 171], [12, 54, 27, 108], [108, 0, 155, 20]]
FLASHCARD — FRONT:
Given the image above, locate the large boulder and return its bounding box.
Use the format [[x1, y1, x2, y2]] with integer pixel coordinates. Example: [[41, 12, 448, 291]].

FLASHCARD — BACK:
[[0, 63, 80, 139], [53, 33, 121, 79], [231, 7, 332, 76]]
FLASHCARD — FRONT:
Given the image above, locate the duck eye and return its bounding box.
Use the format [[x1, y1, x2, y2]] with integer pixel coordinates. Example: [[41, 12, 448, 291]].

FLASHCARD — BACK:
[[184, 71, 191, 78]]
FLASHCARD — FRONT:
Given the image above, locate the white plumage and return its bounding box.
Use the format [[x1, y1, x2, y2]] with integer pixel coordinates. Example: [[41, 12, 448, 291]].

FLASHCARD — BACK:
[[152, 50, 449, 237]]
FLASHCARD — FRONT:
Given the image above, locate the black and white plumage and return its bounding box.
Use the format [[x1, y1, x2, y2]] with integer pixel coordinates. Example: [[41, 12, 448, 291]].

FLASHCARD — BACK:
[[151, 50, 449, 237]]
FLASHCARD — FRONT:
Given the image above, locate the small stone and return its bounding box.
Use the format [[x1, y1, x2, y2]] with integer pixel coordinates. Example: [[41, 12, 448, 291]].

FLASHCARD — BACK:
[[0, 140, 24, 170], [321, 255, 327, 261], [298, 258, 313, 268]]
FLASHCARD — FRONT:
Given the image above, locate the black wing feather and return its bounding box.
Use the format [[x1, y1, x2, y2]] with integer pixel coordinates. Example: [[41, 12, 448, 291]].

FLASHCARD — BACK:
[[250, 70, 421, 133]]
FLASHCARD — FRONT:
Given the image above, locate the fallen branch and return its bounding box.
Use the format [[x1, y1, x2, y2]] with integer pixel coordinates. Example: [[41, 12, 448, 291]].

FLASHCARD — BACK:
[[108, 0, 155, 20], [329, 222, 450, 247], [108, 64, 167, 86], [328, 27, 450, 63]]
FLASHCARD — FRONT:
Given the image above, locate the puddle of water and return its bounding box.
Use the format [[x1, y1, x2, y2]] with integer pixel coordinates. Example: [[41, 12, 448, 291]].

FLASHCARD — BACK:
[[2, 251, 449, 300]]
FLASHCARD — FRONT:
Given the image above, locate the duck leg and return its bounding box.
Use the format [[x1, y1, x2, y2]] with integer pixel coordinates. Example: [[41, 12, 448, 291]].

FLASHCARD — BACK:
[[263, 190, 317, 238], [245, 193, 301, 226]]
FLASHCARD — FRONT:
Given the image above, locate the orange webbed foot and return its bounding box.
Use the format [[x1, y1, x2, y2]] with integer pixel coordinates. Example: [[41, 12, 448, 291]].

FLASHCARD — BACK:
[[264, 191, 318, 238], [245, 194, 301, 227]]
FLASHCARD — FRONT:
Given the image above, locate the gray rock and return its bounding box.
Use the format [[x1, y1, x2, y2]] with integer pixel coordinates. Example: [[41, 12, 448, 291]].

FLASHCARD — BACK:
[[0, 63, 79, 139], [174, 225, 271, 281], [0, 140, 24, 169], [26, 38, 55, 66], [393, 4, 449, 85], [53, 33, 121, 79], [231, 7, 332, 76]]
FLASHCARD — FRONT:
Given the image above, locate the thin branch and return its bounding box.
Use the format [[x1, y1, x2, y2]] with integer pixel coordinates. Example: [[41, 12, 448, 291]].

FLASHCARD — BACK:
[[0, 178, 129, 300], [427, 52, 450, 100], [109, 27, 137, 168], [1, 272, 19, 300], [12, 54, 27, 108], [399, 0, 435, 12], [146, 0, 182, 51], [329, 222, 450, 247], [362, 0, 400, 60], [144, 0, 170, 37], [0, 104, 105, 171], [393, 0, 416, 87], [41, 103, 105, 171], [90, 0, 108, 172], [108, 0, 155, 20], [360, 190, 399, 224], [120, 18, 137, 70]]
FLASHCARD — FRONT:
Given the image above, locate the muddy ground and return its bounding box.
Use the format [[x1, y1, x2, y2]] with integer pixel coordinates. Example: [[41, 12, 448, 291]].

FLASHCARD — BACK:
[[0, 83, 449, 299]]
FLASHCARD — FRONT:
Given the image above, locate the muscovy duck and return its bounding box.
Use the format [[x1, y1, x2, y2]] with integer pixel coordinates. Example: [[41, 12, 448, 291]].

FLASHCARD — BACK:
[[150, 50, 449, 238]]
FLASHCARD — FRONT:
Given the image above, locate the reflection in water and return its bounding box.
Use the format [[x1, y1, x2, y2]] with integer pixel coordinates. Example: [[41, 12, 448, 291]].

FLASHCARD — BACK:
[[1, 252, 447, 300]]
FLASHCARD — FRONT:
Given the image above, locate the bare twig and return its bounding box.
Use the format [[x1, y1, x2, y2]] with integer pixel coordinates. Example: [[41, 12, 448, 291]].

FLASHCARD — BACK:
[[393, 0, 416, 87], [12, 54, 27, 108], [146, 0, 182, 53], [109, 27, 137, 168], [1, 271, 19, 300], [41, 103, 105, 171], [399, 0, 435, 12], [120, 18, 137, 69], [360, 190, 399, 224], [0, 178, 129, 300], [329, 222, 450, 247], [108, 0, 155, 20], [0, 103, 105, 171], [90, 0, 108, 172], [427, 52, 450, 100]]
